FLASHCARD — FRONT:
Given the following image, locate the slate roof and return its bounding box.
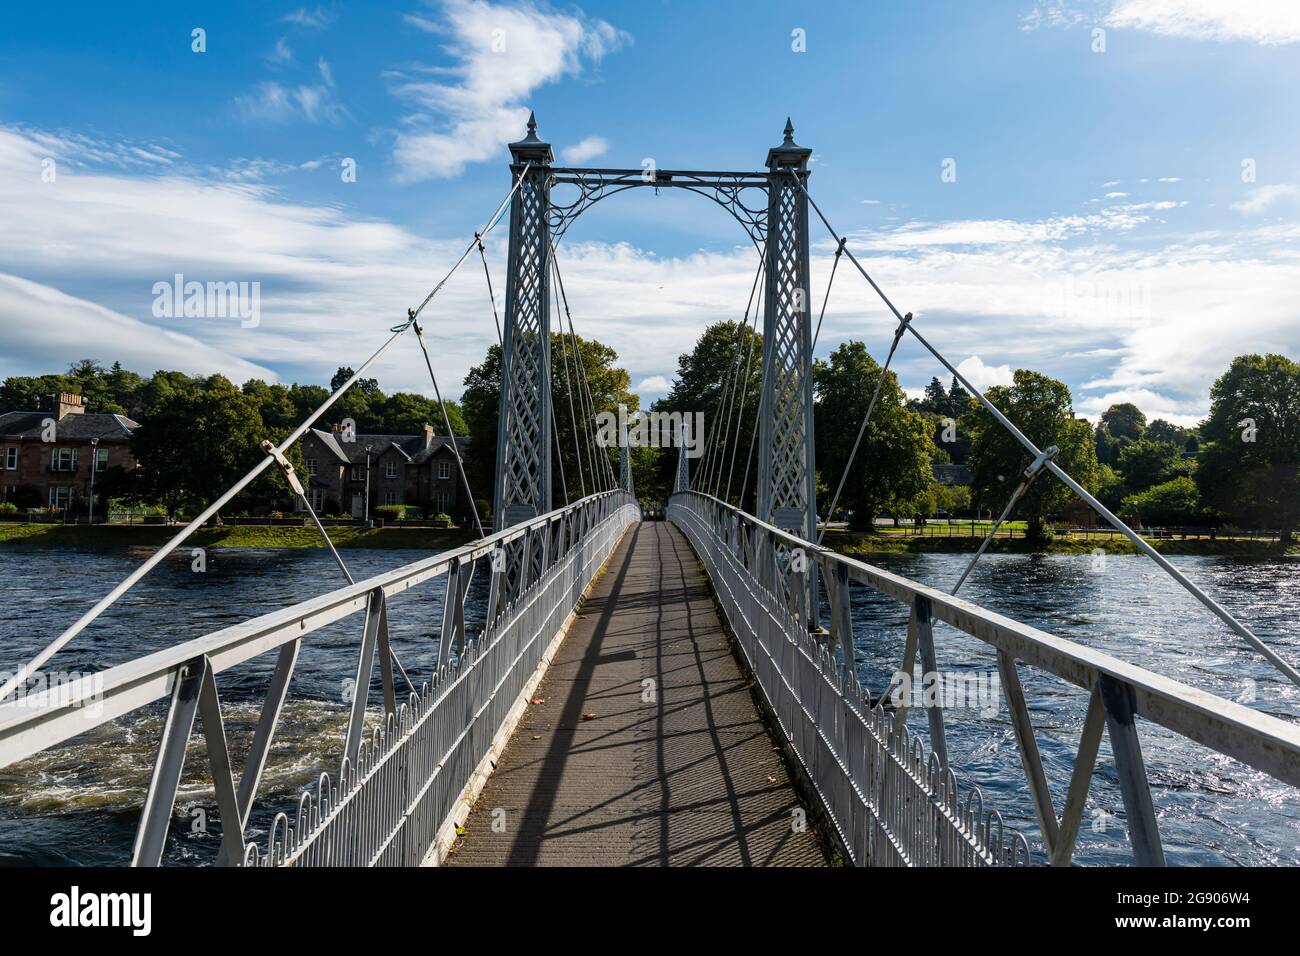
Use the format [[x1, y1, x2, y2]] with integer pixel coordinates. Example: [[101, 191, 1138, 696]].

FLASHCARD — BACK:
[[0, 410, 137, 440], [307, 429, 467, 466]]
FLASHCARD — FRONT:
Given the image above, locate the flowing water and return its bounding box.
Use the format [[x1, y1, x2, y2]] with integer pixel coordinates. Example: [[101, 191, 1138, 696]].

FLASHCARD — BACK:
[[0, 541, 1296, 866]]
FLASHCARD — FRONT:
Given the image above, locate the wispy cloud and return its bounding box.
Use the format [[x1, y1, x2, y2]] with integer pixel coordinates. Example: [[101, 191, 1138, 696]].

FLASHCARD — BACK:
[[235, 58, 347, 125], [389, 0, 630, 180], [1231, 183, 1299, 214], [283, 6, 336, 30]]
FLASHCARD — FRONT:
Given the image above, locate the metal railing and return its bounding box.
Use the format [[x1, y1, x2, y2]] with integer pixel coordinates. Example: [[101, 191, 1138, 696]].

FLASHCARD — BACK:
[[668, 491, 1300, 866], [0, 490, 639, 867]]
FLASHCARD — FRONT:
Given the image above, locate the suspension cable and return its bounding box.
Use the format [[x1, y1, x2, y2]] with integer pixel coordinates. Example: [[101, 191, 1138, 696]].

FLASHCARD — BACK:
[[815, 312, 912, 544], [811, 237, 846, 353], [791, 175, 1300, 689], [554, 274, 589, 499], [0, 166, 532, 703], [711, 266, 764, 498], [477, 234, 503, 347], [410, 320, 486, 539], [705, 256, 765, 495], [724, 263, 765, 503]]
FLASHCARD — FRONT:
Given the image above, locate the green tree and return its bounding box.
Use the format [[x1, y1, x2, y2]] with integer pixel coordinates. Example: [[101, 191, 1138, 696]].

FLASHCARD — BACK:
[[1121, 476, 1204, 526], [964, 369, 1098, 541], [1195, 353, 1300, 541], [653, 320, 763, 507], [1117, 438, 1185, 493], [125, 375, 288, 516], [814, 341, 933, 527], [1101, 402, 1147, 441]]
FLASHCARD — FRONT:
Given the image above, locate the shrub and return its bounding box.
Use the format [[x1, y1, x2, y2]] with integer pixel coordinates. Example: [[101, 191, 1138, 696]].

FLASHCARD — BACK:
[[374, 504, 419, 521], [474, 498, 492, 524], [434, 513, 453, 524], [0, 501, 17, 515]]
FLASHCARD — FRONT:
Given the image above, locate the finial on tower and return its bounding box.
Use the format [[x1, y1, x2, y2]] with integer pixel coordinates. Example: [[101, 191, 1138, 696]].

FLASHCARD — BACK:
[[509, 109, 553, 165], [766, 117, 811, 172]]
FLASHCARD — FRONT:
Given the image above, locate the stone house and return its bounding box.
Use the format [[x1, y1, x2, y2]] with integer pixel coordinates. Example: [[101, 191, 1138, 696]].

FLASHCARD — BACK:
[[299, 424, 471, 520], [0, 393, 138, 514]]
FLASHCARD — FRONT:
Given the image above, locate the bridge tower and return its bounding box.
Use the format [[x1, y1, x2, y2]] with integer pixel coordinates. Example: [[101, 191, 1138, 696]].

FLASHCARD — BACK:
[[673, 438, 689, 495], [493, 113, 554, 530], [757, 121, 817, 620]]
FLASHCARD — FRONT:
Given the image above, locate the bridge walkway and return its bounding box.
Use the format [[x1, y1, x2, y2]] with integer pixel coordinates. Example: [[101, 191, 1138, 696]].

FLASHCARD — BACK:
[[446, 520, 827, 866]]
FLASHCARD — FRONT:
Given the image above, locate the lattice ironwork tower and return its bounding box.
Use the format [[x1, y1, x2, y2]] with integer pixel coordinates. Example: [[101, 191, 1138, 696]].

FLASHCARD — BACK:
[[494, 113, 554, 530], [756, 120, 816, 540]]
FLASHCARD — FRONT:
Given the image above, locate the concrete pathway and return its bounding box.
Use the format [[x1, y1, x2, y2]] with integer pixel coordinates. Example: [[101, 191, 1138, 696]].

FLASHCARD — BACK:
[[446, 521, 826, 866]]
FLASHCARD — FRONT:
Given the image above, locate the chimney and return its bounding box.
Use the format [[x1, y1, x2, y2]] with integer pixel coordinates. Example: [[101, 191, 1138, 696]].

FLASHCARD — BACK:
[[422, 423, 435, 449], [52, 392, 85, 418]]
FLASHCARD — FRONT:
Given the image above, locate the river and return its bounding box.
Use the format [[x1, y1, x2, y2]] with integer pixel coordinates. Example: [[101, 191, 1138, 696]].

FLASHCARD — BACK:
[[0, 542, 1296, 866]]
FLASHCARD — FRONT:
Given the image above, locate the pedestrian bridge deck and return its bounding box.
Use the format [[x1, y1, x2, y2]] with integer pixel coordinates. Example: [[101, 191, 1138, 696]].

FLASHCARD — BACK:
[[446, 521, 826, 866]]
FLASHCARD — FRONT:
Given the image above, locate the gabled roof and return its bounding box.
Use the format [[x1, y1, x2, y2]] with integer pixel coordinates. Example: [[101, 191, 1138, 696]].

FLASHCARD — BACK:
[[0, 410, 137, 441], [306, 429, 469, 466]]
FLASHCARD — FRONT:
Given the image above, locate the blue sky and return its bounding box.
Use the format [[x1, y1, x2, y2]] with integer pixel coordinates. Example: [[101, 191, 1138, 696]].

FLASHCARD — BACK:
[[1, 0, 1298, 424]]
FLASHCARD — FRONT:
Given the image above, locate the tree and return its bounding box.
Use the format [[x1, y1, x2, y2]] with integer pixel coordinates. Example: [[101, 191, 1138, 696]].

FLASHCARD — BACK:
[[653, 320, 763, 507], [814, 341, 933, 527], [964, 369, 1098, 541], [1117, 438, 1185, 493], [125, 375, 288, 516], [1121, 476, 1204, 526], [1101, 402, 1147, 442], [1195, 353, 1300, 541]]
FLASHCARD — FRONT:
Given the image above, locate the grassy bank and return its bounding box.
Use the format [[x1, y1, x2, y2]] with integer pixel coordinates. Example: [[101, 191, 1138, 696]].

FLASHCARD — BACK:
[[0, 522, 477, 551], [822, 528, 1297, 558]]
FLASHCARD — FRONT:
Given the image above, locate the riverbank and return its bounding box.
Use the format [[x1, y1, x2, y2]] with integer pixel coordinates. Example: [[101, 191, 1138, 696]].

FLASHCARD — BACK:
[[0, 523, 478, 550], [822, 528, 1297, 557]]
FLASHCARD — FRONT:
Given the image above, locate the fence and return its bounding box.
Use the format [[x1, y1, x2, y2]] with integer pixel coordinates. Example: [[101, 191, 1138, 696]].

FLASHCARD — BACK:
[[667, 491, 1300, 866], [0, 490, 639, 867]]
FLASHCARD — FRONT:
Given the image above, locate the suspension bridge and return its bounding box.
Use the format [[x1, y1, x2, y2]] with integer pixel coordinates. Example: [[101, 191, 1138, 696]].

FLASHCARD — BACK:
[[2, 117, 1299, 868]]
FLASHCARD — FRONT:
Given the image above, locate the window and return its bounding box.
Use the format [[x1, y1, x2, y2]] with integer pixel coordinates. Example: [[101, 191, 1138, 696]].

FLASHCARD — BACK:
[[95, 448, 108, 472], [49, 486, 71, 509], [50, 447, 77, 472], [384, 491, 398, 506], [310, 488, 324, 511], [435, 492, 449, 513], [386, 460, 398, 479], [350, 464, 365, 481], [3, 447, 15, 470], [437, 461, 451, 480], [305, 458, 318, 476]]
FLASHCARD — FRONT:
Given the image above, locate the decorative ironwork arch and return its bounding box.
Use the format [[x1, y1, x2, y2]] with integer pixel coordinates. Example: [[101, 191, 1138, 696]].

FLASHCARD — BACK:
[[547, 168, 770, 250]]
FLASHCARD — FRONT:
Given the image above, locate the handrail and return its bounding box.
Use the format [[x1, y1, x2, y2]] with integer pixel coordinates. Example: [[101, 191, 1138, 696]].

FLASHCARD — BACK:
[[0, 490, 634, 769], [668, 490, 1300, 865]]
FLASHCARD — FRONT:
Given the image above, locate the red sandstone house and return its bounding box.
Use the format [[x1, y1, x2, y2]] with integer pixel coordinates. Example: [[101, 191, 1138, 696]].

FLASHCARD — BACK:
[[0, 393, 138, 514], [298, 424, 469, 520]]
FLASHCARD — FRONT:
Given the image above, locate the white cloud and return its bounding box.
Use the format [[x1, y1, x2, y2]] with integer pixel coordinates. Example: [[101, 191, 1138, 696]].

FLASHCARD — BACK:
[[1231, 183, 1299, 214], [1158, 176, 1182, 182], [235, 59, 345, 125], [390, 0, 630, 180], [1107, 0, 1300, 44], [267, 38, 295, 66], [560, 135, 609, 164], [2, 124, 1297, 431], [635, 374, 671, 393], [0, 274, 274, 385], [955, 356, 1015, 391], [1026, 1, 1300, 44], [283, 6, 336, 29]]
